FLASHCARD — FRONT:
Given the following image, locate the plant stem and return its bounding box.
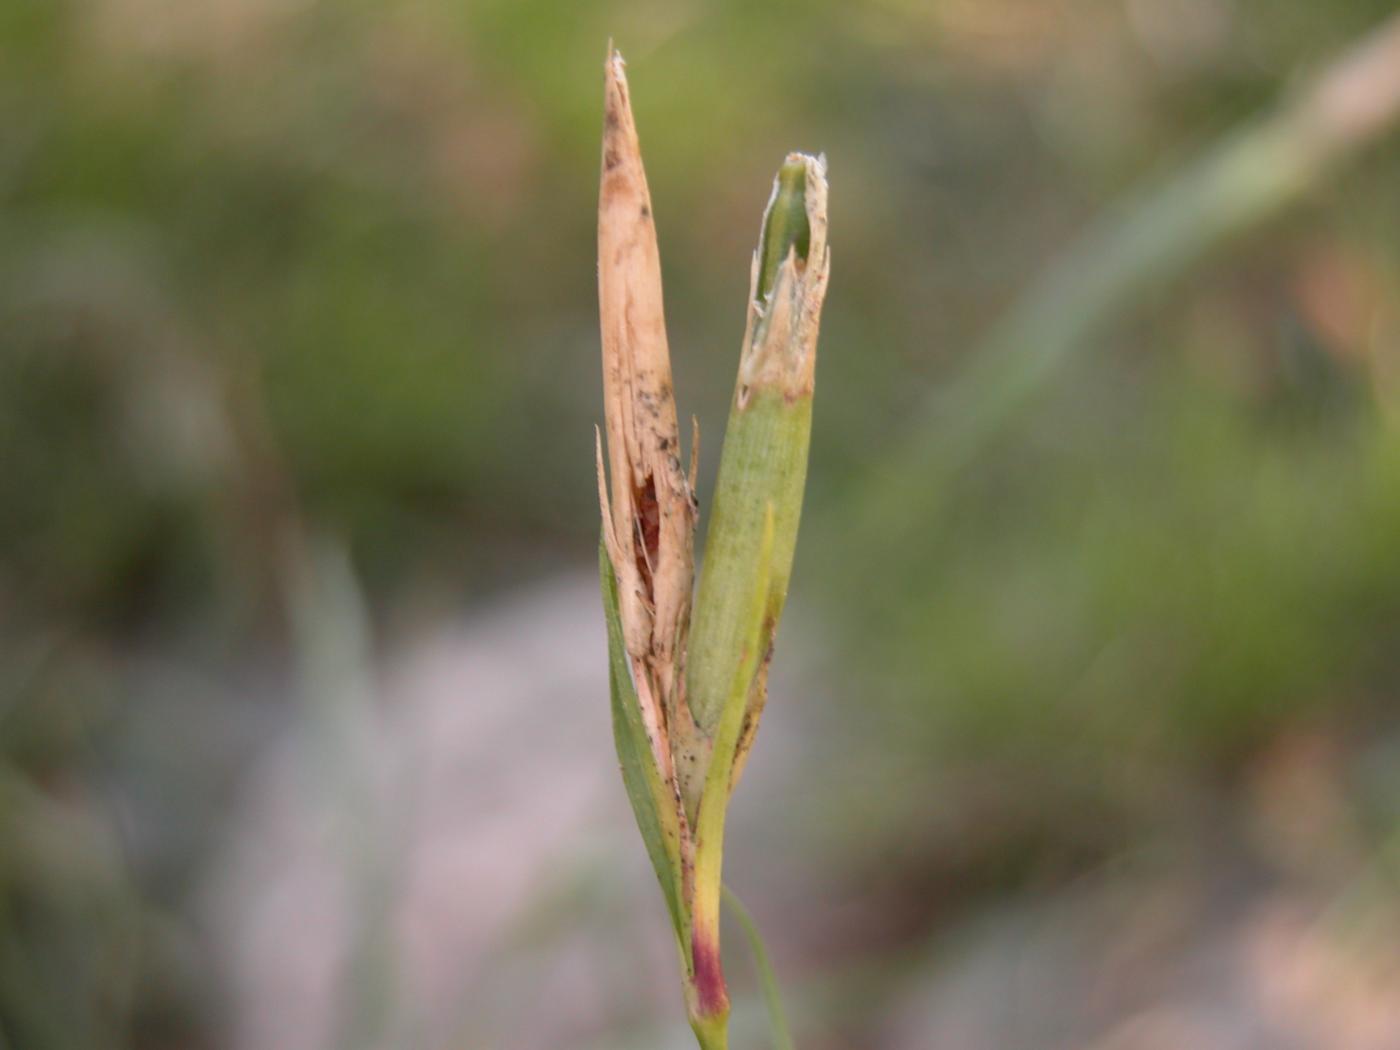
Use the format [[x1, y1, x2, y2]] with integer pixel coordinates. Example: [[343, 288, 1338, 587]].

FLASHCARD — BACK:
[[691, 1013, 731, 1050]]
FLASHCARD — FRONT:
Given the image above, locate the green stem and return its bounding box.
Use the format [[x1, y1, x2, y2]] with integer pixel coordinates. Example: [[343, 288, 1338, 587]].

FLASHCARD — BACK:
[[691, 1013, 731, 1050], [686, 508, 775, 1042]]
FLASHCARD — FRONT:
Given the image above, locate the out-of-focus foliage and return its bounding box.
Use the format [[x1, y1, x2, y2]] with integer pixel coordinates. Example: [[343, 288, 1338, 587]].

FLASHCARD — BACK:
[[3, 0, 1400, 1047]]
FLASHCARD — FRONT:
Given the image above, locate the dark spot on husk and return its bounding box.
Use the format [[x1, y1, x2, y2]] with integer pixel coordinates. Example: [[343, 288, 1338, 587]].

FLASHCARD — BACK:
[[632, 474, 661, 595]]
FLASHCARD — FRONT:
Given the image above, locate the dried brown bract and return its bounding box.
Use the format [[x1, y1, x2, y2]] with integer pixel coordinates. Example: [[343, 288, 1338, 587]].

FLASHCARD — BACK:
[[595, 50, 697, 781]]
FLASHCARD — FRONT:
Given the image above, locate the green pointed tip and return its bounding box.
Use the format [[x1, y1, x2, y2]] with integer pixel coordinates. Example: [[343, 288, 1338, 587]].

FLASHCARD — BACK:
[[755, 155, 814, 303]]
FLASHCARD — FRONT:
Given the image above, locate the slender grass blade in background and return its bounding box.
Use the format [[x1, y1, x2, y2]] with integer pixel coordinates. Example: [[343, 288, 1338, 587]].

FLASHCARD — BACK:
[[723, 884, 794, 1050], [866, 11, 1400, 531]]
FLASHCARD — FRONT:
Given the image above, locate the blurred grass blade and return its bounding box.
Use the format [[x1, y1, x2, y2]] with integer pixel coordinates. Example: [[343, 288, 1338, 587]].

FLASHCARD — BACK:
[[286, 536, 400, 1050], [722, 884, 794, 1050], [600, 538, 687, 943], [870, 11, 1400, 529]]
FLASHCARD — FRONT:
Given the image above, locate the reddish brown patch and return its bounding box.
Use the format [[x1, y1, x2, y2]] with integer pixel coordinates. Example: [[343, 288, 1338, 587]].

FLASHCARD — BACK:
[[632, 474, 660, 592], [690, 930, 729, 1016]]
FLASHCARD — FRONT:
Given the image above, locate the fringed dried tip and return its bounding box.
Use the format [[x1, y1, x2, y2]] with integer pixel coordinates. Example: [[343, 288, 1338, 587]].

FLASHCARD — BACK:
[[738, 153, 830, 406]]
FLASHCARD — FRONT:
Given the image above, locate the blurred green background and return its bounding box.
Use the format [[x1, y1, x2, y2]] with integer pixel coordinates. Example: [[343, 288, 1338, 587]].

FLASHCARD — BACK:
[[4, 1, 1400, 1047]]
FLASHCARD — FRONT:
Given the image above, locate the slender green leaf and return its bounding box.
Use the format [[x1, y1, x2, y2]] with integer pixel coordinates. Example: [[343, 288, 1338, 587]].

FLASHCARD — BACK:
[[722, 884, 793, 1050], [599, 537, 686, 942]]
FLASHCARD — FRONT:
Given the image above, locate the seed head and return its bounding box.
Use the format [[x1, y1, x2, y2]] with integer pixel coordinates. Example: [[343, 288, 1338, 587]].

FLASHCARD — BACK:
[[596, 50, 698, 779]]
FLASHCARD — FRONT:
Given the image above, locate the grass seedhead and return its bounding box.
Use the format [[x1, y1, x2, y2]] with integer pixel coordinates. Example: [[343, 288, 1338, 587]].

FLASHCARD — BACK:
[[595, 48, 828, 1048]]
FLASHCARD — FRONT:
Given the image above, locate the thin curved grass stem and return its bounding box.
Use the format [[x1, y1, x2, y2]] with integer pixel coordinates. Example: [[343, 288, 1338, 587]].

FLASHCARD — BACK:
[[722, 884, 794, 1050]]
